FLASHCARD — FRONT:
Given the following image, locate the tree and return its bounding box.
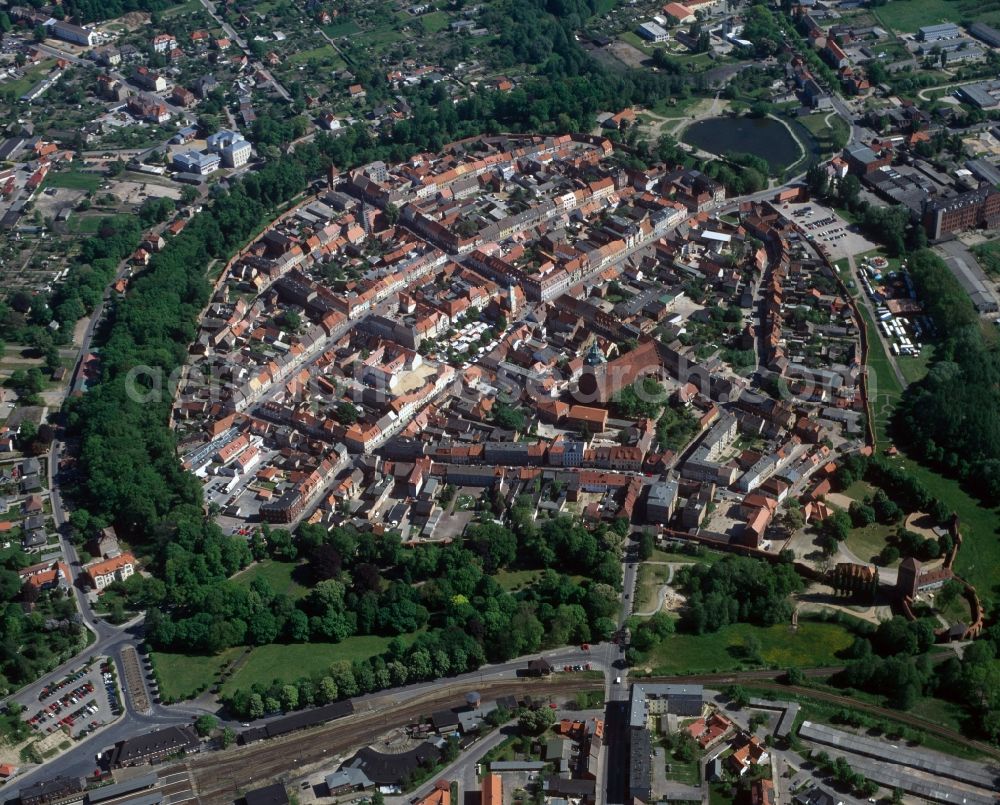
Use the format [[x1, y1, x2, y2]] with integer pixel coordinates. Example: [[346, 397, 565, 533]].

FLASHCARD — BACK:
[[194, 714, 218, 737], [518, 706, 554, 735], [220, 726, 235, 748], [726, 685, 750, 707], [784, 667, 805, 686], [333, 402, 360, 426], [279, 684, 299, 711], [179, 185, 199, 205], [248, 693, 265, 719], [638, 530, 655, 561]]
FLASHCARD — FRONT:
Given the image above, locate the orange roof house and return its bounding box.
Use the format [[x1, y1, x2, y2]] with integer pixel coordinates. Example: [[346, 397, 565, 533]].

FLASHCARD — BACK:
[[83, 553, 136, 592], [481, 775, 501, 805], [415, 780, 451, 805]]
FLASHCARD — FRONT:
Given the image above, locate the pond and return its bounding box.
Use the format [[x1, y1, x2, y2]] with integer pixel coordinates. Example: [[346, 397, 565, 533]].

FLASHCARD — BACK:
[[681, 115, 803, 174]]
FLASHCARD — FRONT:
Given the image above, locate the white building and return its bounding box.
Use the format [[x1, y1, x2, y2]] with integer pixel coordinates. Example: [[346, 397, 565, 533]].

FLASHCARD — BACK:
[[173, 150, 220, 175], [637, 21, 669, 42], [49, 20, 99, 47], [206, 129, 252, 167], [84, 553, 136, 592]]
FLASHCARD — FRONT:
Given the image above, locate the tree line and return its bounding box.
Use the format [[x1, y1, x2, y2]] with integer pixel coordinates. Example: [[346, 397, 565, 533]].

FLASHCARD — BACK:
[[894, 250, 1000, 502]]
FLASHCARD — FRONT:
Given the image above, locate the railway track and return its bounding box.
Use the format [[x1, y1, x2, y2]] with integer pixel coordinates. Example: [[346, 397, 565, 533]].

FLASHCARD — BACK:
[[185, 664, 997, 803], [186, 677, 603, 804], [752, 681, 1000, 762], [643, 667, 1000, 761]]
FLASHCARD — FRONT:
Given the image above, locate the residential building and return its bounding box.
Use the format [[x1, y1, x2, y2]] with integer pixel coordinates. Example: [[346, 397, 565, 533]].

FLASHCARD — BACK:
[[645, 478, 678, 524], [18, 560, 70, 592], [152, 33, 177, 52], [481, 774, 502, 805], [83, 552, 136, 591]]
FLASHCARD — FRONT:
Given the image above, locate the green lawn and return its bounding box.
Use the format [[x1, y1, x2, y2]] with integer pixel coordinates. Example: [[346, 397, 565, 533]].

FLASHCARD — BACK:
[[641, 620, 855, 674], [419, 10, 450, 32], [162, 0, 203, 17], [769, 686, 981, 760], [356, 25, 404, 48], [850, 255, 1000, 598], [896, 457, 1000, 599], [233, 560, 309, 599], [286, 45, 344, 68], [873, 0, 965, 33], [845, 522, 897, 566], [494, 569, 541, 591], [152, 647, 242, 701], [971, 240, 1000, 277], [324, 20, 361, 37], [44, 169, 103, 191], [857, 302, 903, 443], [220, 635, 419, 696], [636, 563, 671, 614], [650, 94, 704, 119], [68, 213, 130, 234], [666, 756, 700, 785], [897, 342, 935, 385], [795, 113, 849, 155], [841, 480, 876, 502], [618, 31, 654, 55], [650, 548, 725, 565], [3, 60, 57, 97]]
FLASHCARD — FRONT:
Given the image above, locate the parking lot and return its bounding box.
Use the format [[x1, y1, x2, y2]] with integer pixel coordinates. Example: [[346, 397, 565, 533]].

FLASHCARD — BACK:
[[783, 202, 877, 262], [22, 658, 123, 740]]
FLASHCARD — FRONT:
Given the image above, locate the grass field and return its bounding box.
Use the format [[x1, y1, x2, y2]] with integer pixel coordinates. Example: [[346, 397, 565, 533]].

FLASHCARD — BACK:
[[796, 112, 850, 156], [68, 213, 131, 234], [419, 10, 450, 32], [618, 31, 654, 55], [220, 635, 419, 696], [324, 20, 361, 37], [873, 0, 968, 32], [650, 548, 725, 565], [494, 569, 541, 591], [44, 169, 103, 191], [857, 302, 903, 443], [650, 95, 704, 119], [2, 60, 57, 98], [636, 563, 671, 614], [641, 620, 855, 675], [152, 647, 242, 701], [845, 522, 897, 566], [748, 685, 983, 760], [232, 560, 309, 599], [849, 262, 1000, 597], [897, 342, 935, 385], [972, 239, 1000, 276], [666, 756, 700, 785], [286, 45, 345, 69], [162, 0, 203, 17], [356, 25, 405, 48]]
